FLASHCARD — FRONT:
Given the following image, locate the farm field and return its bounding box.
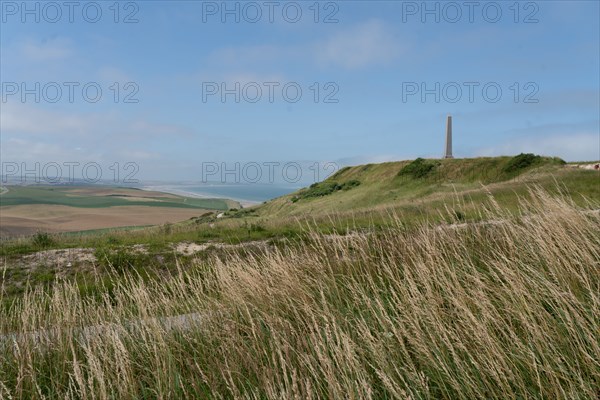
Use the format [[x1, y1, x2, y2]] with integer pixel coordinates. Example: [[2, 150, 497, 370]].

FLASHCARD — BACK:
[[0, 185, 238, 237]]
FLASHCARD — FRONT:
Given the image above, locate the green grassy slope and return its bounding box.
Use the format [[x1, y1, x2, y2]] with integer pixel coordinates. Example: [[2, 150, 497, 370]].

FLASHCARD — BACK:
[[1, 188, 599, 398], [1, 156, 598, 398], [1, 155, 598, 257], [252, 155, 598, 218]]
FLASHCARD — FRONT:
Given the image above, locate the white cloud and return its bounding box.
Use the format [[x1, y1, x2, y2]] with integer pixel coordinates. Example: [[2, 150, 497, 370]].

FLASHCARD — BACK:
[[190, 70, 287, 87], [210, 45, 285, 65], [205, 19, 403, 71], [1, 103, 193, 140], [0, 137, 103, 163], [19, 37, 73, 61], [1, 103, 92, 136], [0, 103, 195, 168], [314, 19, 403, 69]]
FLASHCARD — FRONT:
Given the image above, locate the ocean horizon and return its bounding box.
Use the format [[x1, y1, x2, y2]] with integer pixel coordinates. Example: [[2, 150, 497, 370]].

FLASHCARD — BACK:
[[143, 183, 302, 205]]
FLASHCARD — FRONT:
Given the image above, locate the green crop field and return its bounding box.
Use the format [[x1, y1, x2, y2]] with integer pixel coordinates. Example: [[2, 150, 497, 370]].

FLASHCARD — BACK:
[[0, 185, 234, 210], [0, 185, 240, 238]]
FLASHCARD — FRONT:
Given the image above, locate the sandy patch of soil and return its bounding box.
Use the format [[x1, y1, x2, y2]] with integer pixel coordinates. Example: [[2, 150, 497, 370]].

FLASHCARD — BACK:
[[566, 163, 600, 170], [172, 240, 269, 256], [130, 244, 149, 254], [21, 248, 97, 269], [174, 242, 211, 255]]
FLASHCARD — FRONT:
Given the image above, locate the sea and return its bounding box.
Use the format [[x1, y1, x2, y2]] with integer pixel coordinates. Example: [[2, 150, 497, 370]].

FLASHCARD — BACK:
[[142, 183, 302, 206]]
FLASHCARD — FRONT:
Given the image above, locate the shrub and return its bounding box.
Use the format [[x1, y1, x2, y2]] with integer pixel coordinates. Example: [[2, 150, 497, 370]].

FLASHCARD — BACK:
[[398, 158, 440, 179], [95, 248, 151, 272], [106, 236, 121, 245], [341, 180, 361, 190], [296, 180, 361, 200], [32, 232, 54, 248], [454, 210, 465, 222], [160, 223, 173, 235], [503, 153, 542, 174], [248, 223, 266, 233]]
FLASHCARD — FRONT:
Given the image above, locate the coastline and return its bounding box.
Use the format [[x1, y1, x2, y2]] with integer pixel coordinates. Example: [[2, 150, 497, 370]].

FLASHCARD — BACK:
[[140, 185, 261, 208]]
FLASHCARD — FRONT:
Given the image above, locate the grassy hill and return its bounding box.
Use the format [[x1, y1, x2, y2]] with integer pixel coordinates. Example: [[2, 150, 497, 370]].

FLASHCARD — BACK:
[[254, 155, 591, 217], [199, 155, 596, 241], [1, 155, 597, 254], [1, 155, 599, 398]]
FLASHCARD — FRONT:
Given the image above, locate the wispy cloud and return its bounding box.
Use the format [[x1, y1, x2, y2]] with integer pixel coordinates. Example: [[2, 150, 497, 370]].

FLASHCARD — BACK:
[[2, 103, 193, 139], [0, 103, 196, 164], [19, 37, 73, 61], [189, 70, 287, 87], [205, 19, 403, 71], [209, 44, 286, 66], [1, 103, 92, 137], [313, 19, 404, 69]]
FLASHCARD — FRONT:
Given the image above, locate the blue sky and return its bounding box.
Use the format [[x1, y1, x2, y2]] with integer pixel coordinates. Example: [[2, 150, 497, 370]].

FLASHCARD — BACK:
[[1, 0, 599, 182]]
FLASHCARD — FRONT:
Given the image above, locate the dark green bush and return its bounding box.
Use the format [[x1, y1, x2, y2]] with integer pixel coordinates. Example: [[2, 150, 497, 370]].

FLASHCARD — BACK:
[[296, 180, 361, 200], [32, 232, 54, 248], [503, 153, 542, 174], [454, 210, 465, 222], [248, 223, 266, 233], [106, 236, 121, 245], [342, 180, 361, 190], [398, 158, 440, 179], [95, 248, 151, 272]]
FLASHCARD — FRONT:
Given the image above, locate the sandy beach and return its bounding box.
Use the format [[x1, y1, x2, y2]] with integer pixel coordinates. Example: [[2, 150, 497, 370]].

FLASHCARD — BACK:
[[140, 185, 260, 208]]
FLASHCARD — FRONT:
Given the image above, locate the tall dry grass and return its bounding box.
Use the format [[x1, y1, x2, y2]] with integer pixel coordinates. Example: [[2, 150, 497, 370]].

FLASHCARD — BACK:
[[1, 189, 599, 399]]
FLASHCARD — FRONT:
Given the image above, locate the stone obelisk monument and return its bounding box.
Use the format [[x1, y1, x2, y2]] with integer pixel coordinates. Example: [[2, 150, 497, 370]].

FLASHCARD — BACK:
[[444, 115, 454, 159]]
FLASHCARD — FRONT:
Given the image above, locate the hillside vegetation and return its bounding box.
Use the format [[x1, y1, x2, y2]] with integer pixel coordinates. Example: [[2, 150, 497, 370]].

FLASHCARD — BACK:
[[1, 189, 599, 398], [255, 155, 580, 218], [1, 155, 597, 257], [0, 155, 599, 398]]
